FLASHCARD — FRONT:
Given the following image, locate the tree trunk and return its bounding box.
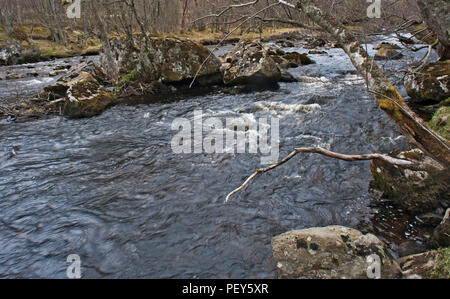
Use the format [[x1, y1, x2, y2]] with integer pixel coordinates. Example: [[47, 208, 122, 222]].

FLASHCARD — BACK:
[[416, 0, 450, 60], [292, 1, 450, 167]]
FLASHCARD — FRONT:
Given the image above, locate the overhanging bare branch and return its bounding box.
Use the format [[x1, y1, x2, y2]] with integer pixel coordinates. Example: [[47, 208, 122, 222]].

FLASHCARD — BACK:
[[225, 146, 419, 202]]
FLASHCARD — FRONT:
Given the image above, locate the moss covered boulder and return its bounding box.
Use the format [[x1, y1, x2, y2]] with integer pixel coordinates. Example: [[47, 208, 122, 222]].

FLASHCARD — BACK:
[[222, 40, 281, 89], [271, 225, 402, 279], [397, 247, 450, 279], [101, 35, 222, 86], [370, 148, 449, 215], [63, 71, 117, 118], [40, 61, 117, 118], [405, 60, 450, 104], [427, 101, 449, 139]]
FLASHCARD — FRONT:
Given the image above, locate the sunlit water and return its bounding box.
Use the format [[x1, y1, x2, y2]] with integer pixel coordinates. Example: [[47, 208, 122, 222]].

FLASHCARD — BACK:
[[0, 35, 436, 278]]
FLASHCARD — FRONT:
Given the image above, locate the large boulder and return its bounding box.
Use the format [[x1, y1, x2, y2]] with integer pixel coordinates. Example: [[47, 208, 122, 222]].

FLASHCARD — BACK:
[[222, 40, 281, 89], [369, 148, 449, 215], [0, 42, 41, 65], [271, 225, 402, 279], [405, 60, 450, 104], [101, 35, 222, 86]]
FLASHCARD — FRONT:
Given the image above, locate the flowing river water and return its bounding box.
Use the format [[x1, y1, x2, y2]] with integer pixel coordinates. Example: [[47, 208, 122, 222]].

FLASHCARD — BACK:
[[0, 35, 436, 278]]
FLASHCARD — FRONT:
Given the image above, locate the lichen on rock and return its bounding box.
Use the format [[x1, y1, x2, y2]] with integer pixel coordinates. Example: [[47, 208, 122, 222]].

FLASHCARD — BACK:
[[369, 148, 449, 215], [100, 35, 222, 86], [271, 225, 402, 279], [222, 40, 281, 89], [405, 60, 450, 104]]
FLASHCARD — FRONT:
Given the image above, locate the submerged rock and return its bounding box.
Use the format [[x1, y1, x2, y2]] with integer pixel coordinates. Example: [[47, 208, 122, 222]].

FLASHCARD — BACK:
[[369, 148, 449, 215], [282, 51, 315, 67], [222, 40, 280, 89], [405, 60, 450, 104], [265, 46, 315, 69], [101, 35, 222, 86], [271, 225, 401, 279]]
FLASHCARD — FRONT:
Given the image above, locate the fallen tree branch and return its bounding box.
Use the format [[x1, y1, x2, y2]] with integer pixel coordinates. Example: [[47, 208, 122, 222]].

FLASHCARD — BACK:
[[225, 146, 419, 202]]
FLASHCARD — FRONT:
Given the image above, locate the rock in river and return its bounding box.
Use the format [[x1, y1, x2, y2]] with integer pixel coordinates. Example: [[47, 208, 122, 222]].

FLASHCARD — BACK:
[[405, 60, 450, 104], [271, 225, 402, 279], [370, 148, 449, 215], [40, 61, 117, 118], [101, 35, 222, 86], [222, 40, 281, 89]]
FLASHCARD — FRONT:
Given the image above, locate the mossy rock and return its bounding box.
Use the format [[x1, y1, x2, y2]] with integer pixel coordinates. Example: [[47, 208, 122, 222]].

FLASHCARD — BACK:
[[405, 60, 450, 104], [426, 102, 449, 139], [370, 148, 450, 215], [63, 89, 117, 118], [397, 247, 450, 279], [272, 225, 402, 279], [101, 35, 222, 86]]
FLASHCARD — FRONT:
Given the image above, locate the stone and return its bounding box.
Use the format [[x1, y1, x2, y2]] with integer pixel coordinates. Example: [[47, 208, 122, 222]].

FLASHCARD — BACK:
[[271, 225, 402, 279], [397, 247, 450, 279], [431, 208, 450, 248], [222, 40, 281, 89], [101, 35, 222, 86], [405, 60, 450, 104], [279, 69, 299, 82], [373, 42, 402, 50], [370, 148, 449, 215], [0, 42, 41, 65], [39, 61, 117, 118], [374, 47, 403, 60]]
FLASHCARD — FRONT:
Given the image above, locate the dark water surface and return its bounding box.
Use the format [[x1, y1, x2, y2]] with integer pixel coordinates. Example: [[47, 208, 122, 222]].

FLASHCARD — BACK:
[[0, 35, 435, 278]]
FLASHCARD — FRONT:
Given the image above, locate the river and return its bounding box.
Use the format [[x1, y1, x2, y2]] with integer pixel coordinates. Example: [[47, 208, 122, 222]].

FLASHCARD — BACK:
[[0, 34, 436, 278]]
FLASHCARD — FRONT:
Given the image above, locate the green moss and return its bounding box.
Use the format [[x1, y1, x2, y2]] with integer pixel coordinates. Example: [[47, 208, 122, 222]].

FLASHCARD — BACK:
[[430, 247, 450, 279], [114, 69, 139, 92], [427, 103, 449, 140], [41, 49, 73, 58]]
